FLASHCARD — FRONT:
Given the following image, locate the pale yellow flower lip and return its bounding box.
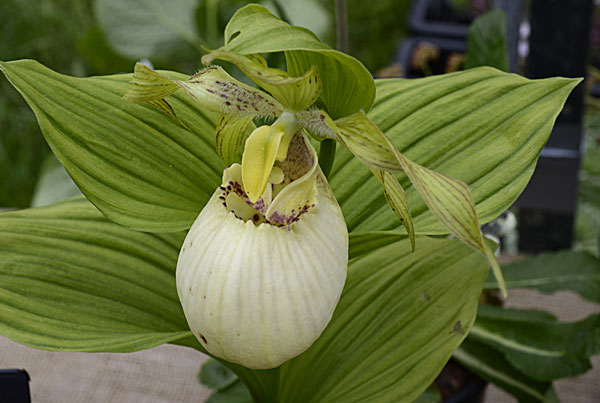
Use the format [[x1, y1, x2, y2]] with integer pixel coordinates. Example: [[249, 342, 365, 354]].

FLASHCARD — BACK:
[[176, 135, 348, 369]]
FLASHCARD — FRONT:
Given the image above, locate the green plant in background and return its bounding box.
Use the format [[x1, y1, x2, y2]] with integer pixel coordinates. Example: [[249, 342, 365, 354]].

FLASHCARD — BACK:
[[0, 0, 94, 208], [0, 4, 587, 403]]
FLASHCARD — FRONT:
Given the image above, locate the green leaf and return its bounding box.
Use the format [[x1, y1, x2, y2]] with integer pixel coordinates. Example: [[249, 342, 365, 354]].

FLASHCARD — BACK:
[[574, 202, 600, 257], [94, 0, 203, 59], [0, 59, 223, 232], [414, 385, 442, 403], [216, 4, 375, 118], [331, 68, 580, 234], [465, 9, 509, 71], [485, 250, 600, 303], [347, 230, 406, 259], [278, 236, 489, 402], [199, 360, 255, 403], [470, 305, 600, 381], [0, 197, 194, 352], [206, 379, 252, 403], [199, 358, 238, 391], [454, 338, 552, 402]]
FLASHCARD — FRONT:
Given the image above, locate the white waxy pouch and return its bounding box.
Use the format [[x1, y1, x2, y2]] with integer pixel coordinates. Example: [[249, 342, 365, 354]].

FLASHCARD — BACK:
[[176, 127, 348, 369]]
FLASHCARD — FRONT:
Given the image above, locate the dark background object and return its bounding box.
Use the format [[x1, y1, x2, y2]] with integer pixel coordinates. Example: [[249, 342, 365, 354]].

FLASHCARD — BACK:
[[394, 36, 466, 78], [0, 369, 31, 403], [408, 0, 472, 39], [517, 0, 593, 252]]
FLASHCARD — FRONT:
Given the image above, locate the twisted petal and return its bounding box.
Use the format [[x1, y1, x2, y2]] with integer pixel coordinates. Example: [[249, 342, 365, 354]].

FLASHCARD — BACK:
[[324, 110, 506, 296], [203, 50, 322, 112], [125, 63, 284, 164]]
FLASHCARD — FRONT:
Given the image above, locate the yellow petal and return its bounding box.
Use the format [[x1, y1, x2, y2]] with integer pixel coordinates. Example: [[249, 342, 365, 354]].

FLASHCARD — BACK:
[[241, 125, 285, 203]]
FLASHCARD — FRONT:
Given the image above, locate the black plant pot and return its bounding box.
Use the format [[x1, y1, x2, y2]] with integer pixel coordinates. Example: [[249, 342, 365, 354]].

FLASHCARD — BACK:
[[408, 0, 477, 40], [0, 369, 31, 403], [436, 359, 487, 403]]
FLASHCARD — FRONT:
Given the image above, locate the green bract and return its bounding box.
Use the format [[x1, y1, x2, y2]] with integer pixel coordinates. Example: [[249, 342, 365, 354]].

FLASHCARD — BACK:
[[0, 4, 581, 402]]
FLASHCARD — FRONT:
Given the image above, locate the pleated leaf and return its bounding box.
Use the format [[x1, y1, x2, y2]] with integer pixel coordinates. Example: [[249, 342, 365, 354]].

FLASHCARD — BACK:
[[216, 4, 374, 118], [470, 305, 600, 381], [0, 59, 223, 232], [330, 67, 580, 233], [0, 197, 194, 352], [485, 250, 600, 303], [278, 236, 489, 402]]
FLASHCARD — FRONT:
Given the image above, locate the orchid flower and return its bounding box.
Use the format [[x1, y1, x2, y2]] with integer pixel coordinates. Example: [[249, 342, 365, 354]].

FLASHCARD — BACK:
[[124, 42, 505, 369]]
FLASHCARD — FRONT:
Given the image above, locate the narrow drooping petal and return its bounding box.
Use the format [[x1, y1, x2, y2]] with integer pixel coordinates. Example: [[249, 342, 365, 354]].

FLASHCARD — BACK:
[[176, 132, 348, 369], [332, 111, 506, 296], [371, 168, 415, 250], [203, 50, 322, 112], [125, 63, 285, 164], [178, 66, 283, 117], [125, 63, 283, 117]]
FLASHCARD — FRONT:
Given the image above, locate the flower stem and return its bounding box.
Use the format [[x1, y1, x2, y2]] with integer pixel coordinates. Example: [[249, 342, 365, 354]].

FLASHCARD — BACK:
[[335, 0, 349, 54], [319, 139, 337, 179]]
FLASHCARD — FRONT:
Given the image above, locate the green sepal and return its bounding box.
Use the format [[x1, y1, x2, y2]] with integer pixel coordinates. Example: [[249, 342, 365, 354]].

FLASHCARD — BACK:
[[179, 66, 283, 117], [202, 50, 322, 112], [216, 4, 375, 118]]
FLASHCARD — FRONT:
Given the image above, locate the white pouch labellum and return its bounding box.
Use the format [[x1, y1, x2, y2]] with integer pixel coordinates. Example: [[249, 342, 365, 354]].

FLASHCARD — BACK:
[[176, 134, 348, 369]]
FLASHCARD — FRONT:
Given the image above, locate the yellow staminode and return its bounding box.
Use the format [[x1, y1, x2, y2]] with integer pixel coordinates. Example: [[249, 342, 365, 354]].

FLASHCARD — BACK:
[[241, 112, 299, 202]]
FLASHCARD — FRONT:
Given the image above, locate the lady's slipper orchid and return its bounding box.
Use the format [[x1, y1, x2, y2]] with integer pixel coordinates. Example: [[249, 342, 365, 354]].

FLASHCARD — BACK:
[[177, 116, 347, 368], [125, 42, 506, 368]]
